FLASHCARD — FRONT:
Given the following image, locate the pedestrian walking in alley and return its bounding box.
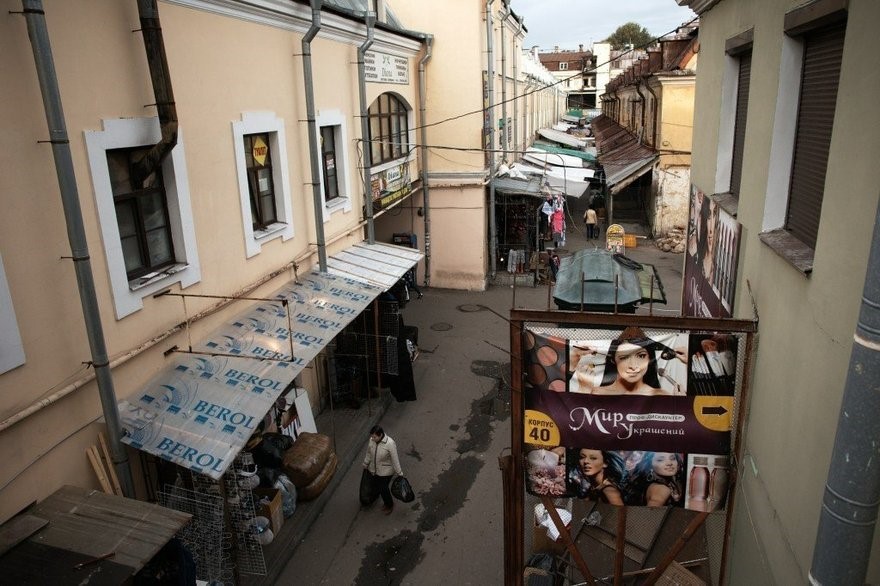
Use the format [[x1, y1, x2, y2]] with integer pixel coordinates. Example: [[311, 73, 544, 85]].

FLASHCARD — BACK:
[[362, 425, 404, 514], [584, 206, 598, 239]]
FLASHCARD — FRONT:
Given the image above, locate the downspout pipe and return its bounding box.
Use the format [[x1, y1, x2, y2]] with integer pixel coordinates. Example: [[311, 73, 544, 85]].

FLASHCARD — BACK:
[[357, 8, 376, 244], [809, 199, 880, 585], [486, 0, 497, 279], [500, 3, 508, 160], [512, 17, 521, 154], [418, 35, 434, 286], [643, 77, 659, 148], [635, 82, 646, 144], [20, 0, 134, 497], [132, 0, 178, 187], [302, 0, 327, 271]]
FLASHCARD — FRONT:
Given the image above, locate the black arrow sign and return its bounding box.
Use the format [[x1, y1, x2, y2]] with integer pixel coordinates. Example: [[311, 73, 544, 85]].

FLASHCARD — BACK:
[[702, 405, 728, 416]]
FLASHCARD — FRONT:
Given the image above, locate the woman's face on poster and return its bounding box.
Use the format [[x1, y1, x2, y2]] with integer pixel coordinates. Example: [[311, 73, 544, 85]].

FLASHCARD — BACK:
[[578, 449, 606, 477], [706, 205, 718, 252], [614, 343, 651, 384], [651, 452, 680, 477]]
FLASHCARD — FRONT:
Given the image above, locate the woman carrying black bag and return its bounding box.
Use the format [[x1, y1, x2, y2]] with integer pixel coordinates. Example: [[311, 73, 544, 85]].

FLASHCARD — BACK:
[[362, 426, 403, 514]]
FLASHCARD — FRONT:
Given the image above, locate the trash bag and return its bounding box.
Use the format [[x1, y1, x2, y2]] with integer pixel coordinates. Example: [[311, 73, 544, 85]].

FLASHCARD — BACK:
[[275, 474, 298, 518], [390, 475, 415, 503], [251, 432, 293, 470], [359, 469, 379, 506]]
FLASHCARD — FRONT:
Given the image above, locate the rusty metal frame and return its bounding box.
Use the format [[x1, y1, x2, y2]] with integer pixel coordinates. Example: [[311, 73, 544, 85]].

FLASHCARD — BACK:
[[505, 309, 758, 585]]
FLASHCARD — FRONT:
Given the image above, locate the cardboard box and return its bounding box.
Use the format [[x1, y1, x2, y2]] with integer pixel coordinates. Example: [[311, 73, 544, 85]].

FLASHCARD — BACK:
[[253, 488, 283, 536]]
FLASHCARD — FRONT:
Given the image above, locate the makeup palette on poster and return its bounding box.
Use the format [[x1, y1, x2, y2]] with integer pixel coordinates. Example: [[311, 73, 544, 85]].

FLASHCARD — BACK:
[[683, 185, 742, 318], [523, 326, 740, 511]]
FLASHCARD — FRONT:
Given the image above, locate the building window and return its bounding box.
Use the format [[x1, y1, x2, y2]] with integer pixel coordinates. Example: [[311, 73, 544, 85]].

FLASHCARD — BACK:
[[559, 62, 568, 70], [785, 19, 846, 249], [320, 126, 339, 203], [0, 253, 25, 373], [315, 110, 352, 221], [368, 93, 410, 165], [85, 117, 200, 319], [108, 147, 176, 280], [232, 112, 294, 258], [243, 133, 278, 230], [761, 1, 847, 271]]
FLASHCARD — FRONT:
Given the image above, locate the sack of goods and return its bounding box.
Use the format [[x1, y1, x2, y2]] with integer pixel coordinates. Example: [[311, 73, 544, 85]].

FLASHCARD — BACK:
[[282, 432, 336, 501], [390, 476, 415, 503]]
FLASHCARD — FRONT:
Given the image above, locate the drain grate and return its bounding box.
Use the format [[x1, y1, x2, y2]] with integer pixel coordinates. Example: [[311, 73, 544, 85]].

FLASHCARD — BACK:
[[457, 304, 485, 313], [430, 322, 453, 332]]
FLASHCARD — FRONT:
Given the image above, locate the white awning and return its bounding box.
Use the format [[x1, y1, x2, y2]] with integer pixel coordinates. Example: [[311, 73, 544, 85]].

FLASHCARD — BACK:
[[118, 240, 422, 479]]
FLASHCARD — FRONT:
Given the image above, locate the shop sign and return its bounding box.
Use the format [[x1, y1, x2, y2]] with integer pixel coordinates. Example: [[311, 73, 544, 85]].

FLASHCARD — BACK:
[[364, 50, 409, 84], [252, 135, 268, 166], [371, 162, 412, 211], [606, 223, 625, 253]]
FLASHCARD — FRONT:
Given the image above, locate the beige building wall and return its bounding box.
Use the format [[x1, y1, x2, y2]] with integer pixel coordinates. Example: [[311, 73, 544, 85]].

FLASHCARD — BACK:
[[0, 0, 423, 523], [688, 0, 880, 582]]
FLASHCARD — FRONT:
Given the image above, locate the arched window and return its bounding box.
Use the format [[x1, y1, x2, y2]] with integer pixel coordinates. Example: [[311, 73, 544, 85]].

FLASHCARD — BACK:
[[367, 93, 410, 165]]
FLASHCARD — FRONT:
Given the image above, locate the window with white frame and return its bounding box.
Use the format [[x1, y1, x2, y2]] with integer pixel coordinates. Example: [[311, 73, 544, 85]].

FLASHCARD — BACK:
[[315, 109, 352, 221], [85, 117, 200, 319], [762, 1, 847, 268], [0, 253, 25, 373], [559, 62, 568, 70], [232, 112, 294, 258]]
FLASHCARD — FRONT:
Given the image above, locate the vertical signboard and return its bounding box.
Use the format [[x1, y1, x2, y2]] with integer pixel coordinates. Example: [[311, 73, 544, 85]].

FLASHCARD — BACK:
[[683, 185, 742, 317]]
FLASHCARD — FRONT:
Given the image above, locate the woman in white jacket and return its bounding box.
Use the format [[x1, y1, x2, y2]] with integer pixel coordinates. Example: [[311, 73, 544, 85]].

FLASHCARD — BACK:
[[363, 425, 404, 514]]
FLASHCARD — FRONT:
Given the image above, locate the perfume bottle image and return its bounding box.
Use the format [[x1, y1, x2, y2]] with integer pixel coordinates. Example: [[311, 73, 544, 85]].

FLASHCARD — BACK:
[[708, 456, 730, 511], [686, 455, 711, 511]]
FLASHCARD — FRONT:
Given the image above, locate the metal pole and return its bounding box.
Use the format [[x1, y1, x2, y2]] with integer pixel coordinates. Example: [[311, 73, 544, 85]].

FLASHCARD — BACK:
[[21, 0, 134, 496], [810, 197, 880, 585], [302, 0, 327, 270], [357, 8, 376, 244]]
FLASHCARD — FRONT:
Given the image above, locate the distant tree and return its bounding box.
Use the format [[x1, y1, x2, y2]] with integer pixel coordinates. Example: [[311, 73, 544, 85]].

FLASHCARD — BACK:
[[604, 22, 654, 50]]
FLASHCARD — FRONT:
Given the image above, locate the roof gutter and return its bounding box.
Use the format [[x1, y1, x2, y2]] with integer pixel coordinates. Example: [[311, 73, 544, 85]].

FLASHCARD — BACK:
[[418, 35, 434, 286], [302, 0, 327, 271], [131, 0, 178, 187], [19, 0, 134, 496]]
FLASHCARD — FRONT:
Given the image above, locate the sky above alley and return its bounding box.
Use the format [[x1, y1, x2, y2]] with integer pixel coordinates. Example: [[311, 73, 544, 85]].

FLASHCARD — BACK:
[[511, 0, 696, 51]]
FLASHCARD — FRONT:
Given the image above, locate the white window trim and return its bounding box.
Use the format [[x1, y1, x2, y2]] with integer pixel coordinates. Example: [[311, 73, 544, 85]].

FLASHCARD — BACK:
[[315, 109, 353, 222], [0, 253, 25, 373], [85, 117, 201, 320], [232, 112, 295, 258], [762, 35, 804, 232], [713, 54, 740, 195], [559, 62, 568, 70]]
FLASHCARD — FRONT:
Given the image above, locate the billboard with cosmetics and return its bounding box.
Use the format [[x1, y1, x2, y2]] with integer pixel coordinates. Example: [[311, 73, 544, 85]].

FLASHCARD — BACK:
[[683, 185, 742, 318], [522, 326, 741, 511]]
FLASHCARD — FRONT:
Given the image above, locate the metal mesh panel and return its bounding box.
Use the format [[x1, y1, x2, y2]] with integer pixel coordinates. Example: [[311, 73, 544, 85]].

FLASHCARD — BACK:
[[158, 485, 226, 584], [335, 301, 400, 376]]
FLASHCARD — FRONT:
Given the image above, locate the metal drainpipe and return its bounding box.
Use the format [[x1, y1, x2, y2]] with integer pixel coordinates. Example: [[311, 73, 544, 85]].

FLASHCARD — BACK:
[[635, 83, 646, 144], [643, 78, 659, 148], [500, 4, 508, 161], [486, 0, 497, 279], [132, 0, 177, 186], [20, 0, 134, 497], [809, 200, 880, 585], [512, 18, 520, 154], [523, 76, 531, 147], [357, 8, 376, 244], [418, 36, 434, 286], [302, 0, 327, 271]]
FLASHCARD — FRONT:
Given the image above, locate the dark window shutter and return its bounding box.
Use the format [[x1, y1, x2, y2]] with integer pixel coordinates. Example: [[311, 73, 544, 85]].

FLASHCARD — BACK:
[[729, 51, 751, 198], [785, 20, 846, 249]]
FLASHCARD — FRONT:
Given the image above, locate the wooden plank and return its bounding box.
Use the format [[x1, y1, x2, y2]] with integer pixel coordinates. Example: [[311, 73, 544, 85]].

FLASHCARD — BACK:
[[28, 485, 191, 571], [86, 446, 112, 494], [0, 514, 48, 556], [98, 433, 123, 496]]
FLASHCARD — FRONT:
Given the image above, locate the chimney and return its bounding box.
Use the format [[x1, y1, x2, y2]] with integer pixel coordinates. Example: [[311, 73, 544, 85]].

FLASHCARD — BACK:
[[648, 49, 662, 72], [579, 44, 583, 52], [554, 45, 559, 52]]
